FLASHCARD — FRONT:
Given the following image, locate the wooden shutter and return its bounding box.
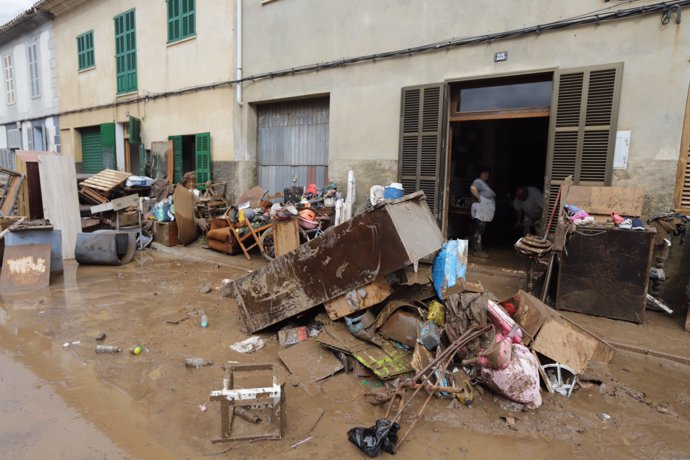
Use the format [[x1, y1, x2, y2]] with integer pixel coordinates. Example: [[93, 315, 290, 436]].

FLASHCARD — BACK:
[[544, 63, 622, 228], [167, 0, 180, 42], [399, 84, 446, 223], [169, 135, 183, 183], [674, 85, 690, 212], [100, 123, 116, 170], [115, 9, 137, 94], [195, 132, 211, 190], [128, 116, 141, 144]]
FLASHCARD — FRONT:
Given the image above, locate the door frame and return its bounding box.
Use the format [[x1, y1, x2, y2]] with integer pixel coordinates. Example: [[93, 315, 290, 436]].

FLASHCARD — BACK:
[[440, 68, 557, 237]]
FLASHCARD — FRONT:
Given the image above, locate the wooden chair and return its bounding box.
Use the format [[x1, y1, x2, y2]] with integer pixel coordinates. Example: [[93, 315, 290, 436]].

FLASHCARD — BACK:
[[229, 220, 273, 260]]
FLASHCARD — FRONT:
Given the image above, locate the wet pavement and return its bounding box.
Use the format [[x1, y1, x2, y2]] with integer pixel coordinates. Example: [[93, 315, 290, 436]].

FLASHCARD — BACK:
[[1, 250, 689, 459]]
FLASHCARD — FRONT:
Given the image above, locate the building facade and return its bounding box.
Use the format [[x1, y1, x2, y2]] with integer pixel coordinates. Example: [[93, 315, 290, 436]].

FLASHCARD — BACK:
[[0, 7, 60, 165], [237, 0, 690, 221], [39, 0, 249, 194]]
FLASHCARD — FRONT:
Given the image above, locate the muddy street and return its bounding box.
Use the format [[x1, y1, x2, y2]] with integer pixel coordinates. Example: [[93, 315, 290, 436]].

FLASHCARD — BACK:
[[1, 250, 690, 459]]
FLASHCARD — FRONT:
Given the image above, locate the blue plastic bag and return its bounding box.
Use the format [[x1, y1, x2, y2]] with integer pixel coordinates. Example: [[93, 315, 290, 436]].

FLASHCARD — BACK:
[[431, 239, 468, 300]]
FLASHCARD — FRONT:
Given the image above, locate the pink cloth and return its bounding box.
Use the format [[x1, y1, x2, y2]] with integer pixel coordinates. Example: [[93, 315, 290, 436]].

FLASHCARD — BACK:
[[479, 343, 542, 409]]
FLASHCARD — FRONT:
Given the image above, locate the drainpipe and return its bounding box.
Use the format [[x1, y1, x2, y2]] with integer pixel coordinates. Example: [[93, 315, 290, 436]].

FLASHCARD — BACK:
[[236, 0, 243, 106]]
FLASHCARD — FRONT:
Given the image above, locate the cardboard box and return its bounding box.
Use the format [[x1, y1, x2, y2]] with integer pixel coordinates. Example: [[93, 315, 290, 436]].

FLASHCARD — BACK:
[[153, 221, 179, 247]]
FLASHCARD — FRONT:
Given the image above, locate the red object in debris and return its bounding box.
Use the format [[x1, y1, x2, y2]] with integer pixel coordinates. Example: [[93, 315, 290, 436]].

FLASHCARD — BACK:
[[501, 301, 518, 316], [306, 183, 318, 196]]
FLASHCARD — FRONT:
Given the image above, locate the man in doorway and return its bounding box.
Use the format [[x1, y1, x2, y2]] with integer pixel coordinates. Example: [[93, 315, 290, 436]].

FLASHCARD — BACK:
[[470, 166, 495, 258], [513, 185, 544, 236]]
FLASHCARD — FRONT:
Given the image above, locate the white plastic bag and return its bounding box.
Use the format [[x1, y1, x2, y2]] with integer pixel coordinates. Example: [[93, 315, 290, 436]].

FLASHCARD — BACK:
[[479, 343, 542, 409], [230, 336, 265, 353]]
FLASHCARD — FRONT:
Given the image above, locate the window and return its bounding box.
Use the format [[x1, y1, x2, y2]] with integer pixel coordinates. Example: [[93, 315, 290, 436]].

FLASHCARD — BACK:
[[28, 43, 40, 97], [167, 0, 195, 43], [2, 54, 15, 105], [77, 31, 95, 71], [114, 9, 137, 94], [458, 81, 552, 113]]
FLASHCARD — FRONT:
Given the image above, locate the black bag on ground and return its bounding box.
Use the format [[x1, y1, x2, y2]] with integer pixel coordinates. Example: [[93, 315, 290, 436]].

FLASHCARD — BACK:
[[347, 418, 400, 457]]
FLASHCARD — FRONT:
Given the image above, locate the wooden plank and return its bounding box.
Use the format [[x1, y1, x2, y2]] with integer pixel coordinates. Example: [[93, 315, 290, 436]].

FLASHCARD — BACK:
[[167, 140, 174, 184], [323, 276, 393, 320], [0, 169, 23, 215], [531, 317, 599, 374], [515, 290, 615, 368], [90, 194, 139, 214], [15, 155, 29, 216], [567, 185, 644, 217], [272, 218, 300, 257], [38, 155, 81, 260]]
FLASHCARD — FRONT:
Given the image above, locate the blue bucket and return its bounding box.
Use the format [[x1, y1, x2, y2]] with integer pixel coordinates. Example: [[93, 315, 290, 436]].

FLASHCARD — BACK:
[[384, 186, 404, 200]]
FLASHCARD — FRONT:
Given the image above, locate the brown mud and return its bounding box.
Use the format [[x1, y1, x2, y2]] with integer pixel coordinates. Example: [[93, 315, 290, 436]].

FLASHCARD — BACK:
[[0, 251, 689, 459]]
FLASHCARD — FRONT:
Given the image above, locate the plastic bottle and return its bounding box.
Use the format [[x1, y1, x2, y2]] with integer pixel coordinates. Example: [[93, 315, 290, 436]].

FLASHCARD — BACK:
[[200, 314, 209, 328], [185, 357, 213, 368], [129, 345, 142, 355], [95, 345, 122, 353]]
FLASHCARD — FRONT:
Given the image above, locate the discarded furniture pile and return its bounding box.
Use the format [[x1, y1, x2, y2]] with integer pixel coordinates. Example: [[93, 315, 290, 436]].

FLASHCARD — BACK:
[[515, 176, 683, 327], [220, 191, 615, 456]]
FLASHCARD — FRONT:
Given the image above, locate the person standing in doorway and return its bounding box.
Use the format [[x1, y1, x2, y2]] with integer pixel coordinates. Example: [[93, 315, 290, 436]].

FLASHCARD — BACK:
[[469, 166, 495, 258], [513, 185, 544, 236]]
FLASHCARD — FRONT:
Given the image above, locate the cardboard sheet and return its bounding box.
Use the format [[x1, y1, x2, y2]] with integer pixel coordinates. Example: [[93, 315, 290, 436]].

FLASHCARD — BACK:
[[278, 340, 343, 384]]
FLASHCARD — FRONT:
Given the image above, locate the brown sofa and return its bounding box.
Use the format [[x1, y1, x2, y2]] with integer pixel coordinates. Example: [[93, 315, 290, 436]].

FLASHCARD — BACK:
[[206, 218, 241, 255]]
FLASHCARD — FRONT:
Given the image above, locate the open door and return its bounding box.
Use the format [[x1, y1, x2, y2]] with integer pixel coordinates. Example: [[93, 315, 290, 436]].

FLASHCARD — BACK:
[[544, 63, 623, 229], [399, 84, 447, 226]]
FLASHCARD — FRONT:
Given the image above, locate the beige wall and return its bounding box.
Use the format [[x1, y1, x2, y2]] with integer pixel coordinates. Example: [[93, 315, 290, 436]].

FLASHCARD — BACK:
[[238, 0, 690, 215], [54, 0, 237, 162]]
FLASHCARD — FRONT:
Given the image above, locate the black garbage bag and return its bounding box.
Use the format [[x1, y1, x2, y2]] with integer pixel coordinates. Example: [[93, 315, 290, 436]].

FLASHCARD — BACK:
[[347, 418, 400, 457]]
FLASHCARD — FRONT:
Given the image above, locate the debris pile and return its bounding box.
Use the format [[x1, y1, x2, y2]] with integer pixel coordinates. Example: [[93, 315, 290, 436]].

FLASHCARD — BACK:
[[225, 190, 616, 456]]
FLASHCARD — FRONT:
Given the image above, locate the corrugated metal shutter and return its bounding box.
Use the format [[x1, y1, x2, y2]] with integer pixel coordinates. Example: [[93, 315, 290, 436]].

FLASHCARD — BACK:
[[257, 97, 329, 193], [81, 127, 103, 173], [399, 84, 445, 223], [195, 132, 211, 190], [0, 148, 15, 169], [7, 128, 21, 149], [544, 63, 622, 229]]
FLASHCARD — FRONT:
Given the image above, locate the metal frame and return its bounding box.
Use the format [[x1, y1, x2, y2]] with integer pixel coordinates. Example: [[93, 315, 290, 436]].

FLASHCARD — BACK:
[[209, 364, 285, 443]]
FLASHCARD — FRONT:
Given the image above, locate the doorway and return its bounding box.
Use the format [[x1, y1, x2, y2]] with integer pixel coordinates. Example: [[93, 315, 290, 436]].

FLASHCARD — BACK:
[[446, 74, 552, 265]]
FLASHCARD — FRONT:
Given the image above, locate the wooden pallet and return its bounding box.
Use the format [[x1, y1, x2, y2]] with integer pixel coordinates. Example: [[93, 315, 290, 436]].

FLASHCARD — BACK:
[[79, 185, 108, 204], [81, 169, 130, 193]]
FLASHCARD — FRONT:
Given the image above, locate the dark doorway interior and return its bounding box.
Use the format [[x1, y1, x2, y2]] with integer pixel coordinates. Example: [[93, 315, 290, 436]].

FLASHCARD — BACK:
[[447, 117, 549, 250], [182, 135, 196, 173]]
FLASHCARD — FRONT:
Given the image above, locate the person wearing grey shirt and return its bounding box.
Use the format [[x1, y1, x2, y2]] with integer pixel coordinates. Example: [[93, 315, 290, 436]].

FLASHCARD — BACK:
[[469, 166, 495, 258], [513, 185, 544, 236]]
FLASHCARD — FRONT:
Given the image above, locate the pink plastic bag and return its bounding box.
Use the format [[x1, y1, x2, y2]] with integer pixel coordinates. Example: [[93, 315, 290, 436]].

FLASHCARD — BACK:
[[479, 343, 542, 409]]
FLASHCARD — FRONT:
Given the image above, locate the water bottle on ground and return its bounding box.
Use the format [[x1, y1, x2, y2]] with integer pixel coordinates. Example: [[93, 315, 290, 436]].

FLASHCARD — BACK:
[[96, 345, 122, 353], [185, 357, 213, 368]]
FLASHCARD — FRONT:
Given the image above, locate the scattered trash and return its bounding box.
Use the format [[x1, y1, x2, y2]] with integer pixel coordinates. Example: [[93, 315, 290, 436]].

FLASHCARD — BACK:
[[478, 343, 542, 409], [278, 326, 309, 348], [542, 363, 577, 397], [230, 336, 265, 353], [200, 314, 209, 328], [166, 313, 191, 325], [417, 320, 441, 351], [235, 407, 262, 424], [431, 239, 468, 300], [95, 345, 122, 353], [199, 403, 207, 413], [278, 340, 343, 384], [500, 415, 518, 431], [129, 345, 143, 355], [199, 283, 213, 294], [95, 333, 107, 341], [291, 436, 313, 449], [348, 418, 400, 458], [598, 412, 612, 422], [185, 358, 213, 368]]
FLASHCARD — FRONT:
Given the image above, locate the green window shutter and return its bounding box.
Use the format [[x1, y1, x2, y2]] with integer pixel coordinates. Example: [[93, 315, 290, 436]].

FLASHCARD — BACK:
[[81, 127, 103, 174], [128, 116, 141, 144], [77, 31, 94, 71], [100, 123, 116, 170], [168, 0, 195, 43], [195, 132, 211, 190], [169, 135, 183, 183], [114, 9, 137, 94]]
